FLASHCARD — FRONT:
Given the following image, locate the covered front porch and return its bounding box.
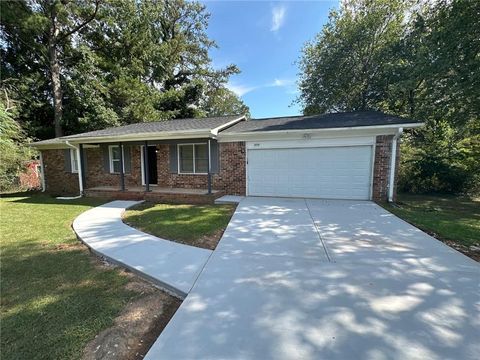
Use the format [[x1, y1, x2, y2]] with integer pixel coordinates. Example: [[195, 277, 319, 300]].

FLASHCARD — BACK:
[[84, 185, 224, 204], [70, 136, 223, 204], [33, 115, 247, 200]]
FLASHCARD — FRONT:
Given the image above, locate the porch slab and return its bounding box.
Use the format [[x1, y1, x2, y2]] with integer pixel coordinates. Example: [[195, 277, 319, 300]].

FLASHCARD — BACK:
[[87, 186, 221, 195], [214, 195, 245, 204], [73, 200, 213, 297], [85, 186, 224, 204]]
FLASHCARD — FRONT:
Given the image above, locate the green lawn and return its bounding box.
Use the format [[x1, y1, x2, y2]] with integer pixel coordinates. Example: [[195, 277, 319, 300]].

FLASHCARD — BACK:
[[385, 193, 480, 248], [124, 202, 235, 249], [0, 194, 139, 359]]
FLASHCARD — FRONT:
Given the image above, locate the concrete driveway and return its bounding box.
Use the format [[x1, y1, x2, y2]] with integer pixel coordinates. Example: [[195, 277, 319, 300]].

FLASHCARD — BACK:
[[146, 197, 479, 360]]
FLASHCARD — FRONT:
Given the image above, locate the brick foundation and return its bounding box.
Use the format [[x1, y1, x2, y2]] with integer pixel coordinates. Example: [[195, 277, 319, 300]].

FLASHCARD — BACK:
[[84, 189, 224, 204]]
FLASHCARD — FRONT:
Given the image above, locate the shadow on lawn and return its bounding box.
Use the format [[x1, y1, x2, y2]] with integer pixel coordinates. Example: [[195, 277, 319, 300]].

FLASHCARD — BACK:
[[1, 241, 133, 359], [2, 192, 104, 207], [125, 202, 235, 242]]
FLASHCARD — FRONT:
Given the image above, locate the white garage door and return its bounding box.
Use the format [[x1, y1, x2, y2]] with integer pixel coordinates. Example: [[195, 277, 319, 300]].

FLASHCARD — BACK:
[[247, 145, 373, 200]]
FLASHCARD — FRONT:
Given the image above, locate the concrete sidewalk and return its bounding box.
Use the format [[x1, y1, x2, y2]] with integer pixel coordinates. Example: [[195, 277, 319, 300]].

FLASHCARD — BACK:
[[146, 197, 479, 360], [73, 200, 212, 297]]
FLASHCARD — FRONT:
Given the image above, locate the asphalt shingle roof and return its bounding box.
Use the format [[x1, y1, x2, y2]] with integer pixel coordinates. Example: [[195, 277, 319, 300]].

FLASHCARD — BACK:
[[224, 111, 420, 133], [30, 138, 65, 146], [63, 115, 244, 139], [31, 112, 420, 147], [31, 115, 244, 146]]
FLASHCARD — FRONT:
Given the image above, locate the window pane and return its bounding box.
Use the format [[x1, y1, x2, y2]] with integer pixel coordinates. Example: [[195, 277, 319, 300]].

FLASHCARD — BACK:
[[180, 145, 193, 159], [196, 159, 208, 173], [194, 144, 208, 173], [195, 144, 207, 159], [179, 145, 194, 173], [112, 160, 121, 173], [111, 146, 120, 160], [71, 149, 79, 172], [180, 159, 194, 173]]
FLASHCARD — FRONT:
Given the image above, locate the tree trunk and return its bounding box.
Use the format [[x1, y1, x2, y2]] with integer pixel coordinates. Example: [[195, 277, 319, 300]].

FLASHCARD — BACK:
[[48, 5, 63, 137], [408, 89, 415, 117]]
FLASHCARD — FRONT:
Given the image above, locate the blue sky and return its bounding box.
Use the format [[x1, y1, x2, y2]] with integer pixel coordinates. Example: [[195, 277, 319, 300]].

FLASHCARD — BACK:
[[203, 1, 339, 118]]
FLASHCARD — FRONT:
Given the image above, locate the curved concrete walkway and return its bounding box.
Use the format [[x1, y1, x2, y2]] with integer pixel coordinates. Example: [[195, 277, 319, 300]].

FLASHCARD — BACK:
[[73, 200, 212, 297]]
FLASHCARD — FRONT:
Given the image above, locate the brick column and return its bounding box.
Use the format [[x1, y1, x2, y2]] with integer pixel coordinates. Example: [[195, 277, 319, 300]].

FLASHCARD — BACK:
[[372, 135, 396, 202]]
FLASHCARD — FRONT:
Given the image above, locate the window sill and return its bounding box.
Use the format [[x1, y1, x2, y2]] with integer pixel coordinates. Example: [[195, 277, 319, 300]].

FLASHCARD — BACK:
[[177, 172, 208, 175]]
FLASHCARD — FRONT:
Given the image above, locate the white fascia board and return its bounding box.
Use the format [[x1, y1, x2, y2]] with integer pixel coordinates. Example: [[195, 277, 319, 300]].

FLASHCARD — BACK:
[[217, 123, 424, 143], [210, 115, 246, 136], [32, 143, 100, 150], [32, 143, 70, 150], [31, 129, 216, 148], [63, 130, 214, 144]]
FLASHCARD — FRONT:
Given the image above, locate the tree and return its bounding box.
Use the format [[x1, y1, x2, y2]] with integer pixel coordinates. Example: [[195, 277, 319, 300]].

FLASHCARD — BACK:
[[297, 0, 479, 194], [396, 0, 480, 194], [1, 0, 249, 139], [1, 0, 100, 137], [0, 89, 35, 191], [47, 0, 100, 136], [297, 0, 410, 114], [202, 87, 250, 117]]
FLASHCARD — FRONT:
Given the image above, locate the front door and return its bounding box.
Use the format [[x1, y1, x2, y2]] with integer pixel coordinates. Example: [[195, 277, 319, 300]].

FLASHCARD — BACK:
[[142, 146, 158, 185]]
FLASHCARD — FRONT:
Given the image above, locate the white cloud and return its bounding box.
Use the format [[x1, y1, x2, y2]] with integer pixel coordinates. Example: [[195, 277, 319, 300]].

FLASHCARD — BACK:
[[226, 82, 257, 97], [227, 78, 296, 98], [271, 78, 294, 87], [270, 5, 286, 32]]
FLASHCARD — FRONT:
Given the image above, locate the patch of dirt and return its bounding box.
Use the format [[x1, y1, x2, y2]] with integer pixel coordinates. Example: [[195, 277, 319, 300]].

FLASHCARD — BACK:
[[83, 277, 182, 360], [53, 242, 84, 251], [442, 240, 480, 262], [183, 227, 225, 250], [400, 225, 480, 262], [384, 204, 479, 263]]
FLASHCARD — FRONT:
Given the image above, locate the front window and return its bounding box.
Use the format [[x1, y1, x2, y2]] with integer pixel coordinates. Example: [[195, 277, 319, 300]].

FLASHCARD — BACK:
[[178, 143, 208, 174], [70, 149, 79, 173], [109, 145, 124, 173]]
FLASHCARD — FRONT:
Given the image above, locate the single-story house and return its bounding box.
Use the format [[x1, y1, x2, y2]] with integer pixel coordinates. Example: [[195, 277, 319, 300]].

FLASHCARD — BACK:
[[31, 111, 423, 203]]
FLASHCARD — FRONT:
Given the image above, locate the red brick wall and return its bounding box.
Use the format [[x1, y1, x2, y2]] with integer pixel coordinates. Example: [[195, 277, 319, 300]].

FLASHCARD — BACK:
[[156, 142, 246, 195], [84, 146, 142, 188], [372, 135, 400, 202], [215, 142, 246, 195], [42, 149, 79, 195], [43, 139, 398, 201], [42, 142, 246, 196]]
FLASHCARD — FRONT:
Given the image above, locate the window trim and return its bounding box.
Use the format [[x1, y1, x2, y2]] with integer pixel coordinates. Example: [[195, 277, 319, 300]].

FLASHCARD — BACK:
[[177, 143, 208, 175], [70, 149, 79, 173], [108, 145, 125, 174]]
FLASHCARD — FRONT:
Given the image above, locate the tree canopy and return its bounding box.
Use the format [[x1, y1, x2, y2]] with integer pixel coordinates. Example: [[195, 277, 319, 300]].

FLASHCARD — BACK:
[[1, 0, 249, 139], [297, 0, 480, 194]]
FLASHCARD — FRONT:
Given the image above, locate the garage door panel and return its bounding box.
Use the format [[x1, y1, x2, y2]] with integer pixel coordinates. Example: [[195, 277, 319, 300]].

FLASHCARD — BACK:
[[247, 146, 372, 200]]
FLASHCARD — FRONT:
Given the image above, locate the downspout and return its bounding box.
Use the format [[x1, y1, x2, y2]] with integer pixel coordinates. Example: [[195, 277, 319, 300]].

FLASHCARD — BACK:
[[388, 127, 403, 203], [207, 139, 212, 195], [39, 151, 46, 192], [63, 140, 84, 198]]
